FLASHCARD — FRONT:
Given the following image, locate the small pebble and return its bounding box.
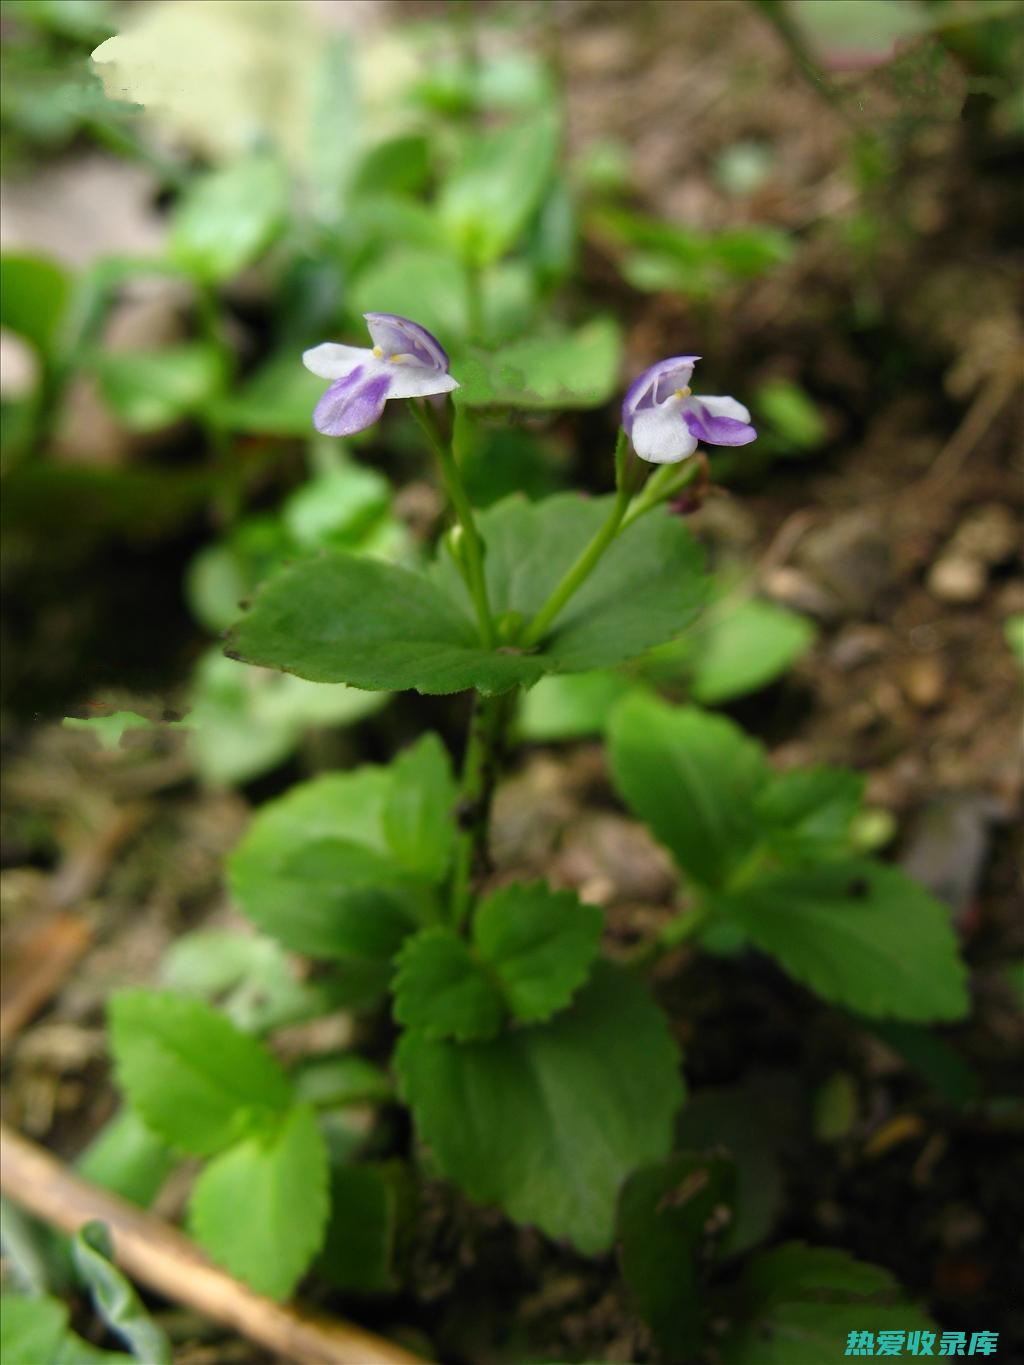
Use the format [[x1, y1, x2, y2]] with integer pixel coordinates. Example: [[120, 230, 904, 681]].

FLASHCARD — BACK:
[[927, 555, 986, 603], [902, 657, 946, 709], [949, 503, 1018, 566]]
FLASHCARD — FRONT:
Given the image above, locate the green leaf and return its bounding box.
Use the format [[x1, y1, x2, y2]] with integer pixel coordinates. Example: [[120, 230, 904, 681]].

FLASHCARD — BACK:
[[755, 379, 827, 453], [350, 133, 431, 198], [292, 1055, 392, 1109], [188, 649, 386, 788], [349, 247, 469, 344], [231, 496, 705, 693], [108, 991, 292, 1156], [434, 494, 708, 675], [676, 1075, 795, 1254], [439, 111, 559, 266], [393, 928, 505, 1042], [319, 1163, 412, 1294], [518, 671, 641, 741], [1005, 613, 1024, 668], [713, 861, 969, 1021], [0, 1295, 68, 1365], [160, 928, 338, 1035], [394, 883, 602, 1039], [719, 1242, 937, 1365], [618, 1154, 734, 1359], [687, 598, 815, 704], [227, 767, 424, 960], [756, 764, 865, 864], [168, 154, 288, 282], [76, 1109, 176, 1208], [93, 344, 224, 431], [397, 962, 683, 1254], [207, 350, 325, 436], [473, 882, 603, 1023], [282, 465, 392, 552], [62, 711, 155, 750], [383, 735, 457, 882], [189, 1104, 329, 1301], [227, 551, 544, 695], [72, 1223, 171, 1364], [608, 697, 770, 889], [456, 318, 622, 409], [0, 253, 69, 356]]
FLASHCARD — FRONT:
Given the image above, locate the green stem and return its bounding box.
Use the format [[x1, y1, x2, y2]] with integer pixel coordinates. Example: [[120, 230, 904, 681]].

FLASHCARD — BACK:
[[449, 691, 511, 927], [621, 452, 704, 530], [520, 429, 633, 650], [625, 898, 712, 970], [410, 400, 496, 648]]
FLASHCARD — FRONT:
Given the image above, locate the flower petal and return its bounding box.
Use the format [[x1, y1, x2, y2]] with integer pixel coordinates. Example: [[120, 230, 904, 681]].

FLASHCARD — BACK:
[[622, 355, 701, 430], [385, 366, 460, 400], [629, 399, 700, 464], [682, 395, 757, 447], [313, 367, 392, 436], [302, 342, 374, 380], [364, 313, 449, 372]]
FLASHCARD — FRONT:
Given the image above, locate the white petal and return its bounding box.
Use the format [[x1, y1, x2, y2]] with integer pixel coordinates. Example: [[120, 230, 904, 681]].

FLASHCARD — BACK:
[[302, 342, 374, 380], [385, 365, 460, 400], [630, 399, 699, 464], [692, 394, 751, 423]]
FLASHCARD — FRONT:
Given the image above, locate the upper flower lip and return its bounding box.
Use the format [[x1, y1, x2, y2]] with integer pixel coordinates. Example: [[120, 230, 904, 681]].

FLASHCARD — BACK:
[[623, 355, 702, 427], [362, 312, 450, 372], [303, 313, 457, 438], [622, 355, 756, 464]]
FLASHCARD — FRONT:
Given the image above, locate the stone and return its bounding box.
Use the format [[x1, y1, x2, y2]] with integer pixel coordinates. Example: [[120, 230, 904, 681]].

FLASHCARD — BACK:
[[927, 555, 986, 603], [795, 511, 893, 616], [902, 657, 946, 709]]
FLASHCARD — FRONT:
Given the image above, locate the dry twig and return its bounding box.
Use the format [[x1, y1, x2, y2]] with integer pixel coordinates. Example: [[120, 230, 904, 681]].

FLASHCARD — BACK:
[[0, 1123, 429, 1365]]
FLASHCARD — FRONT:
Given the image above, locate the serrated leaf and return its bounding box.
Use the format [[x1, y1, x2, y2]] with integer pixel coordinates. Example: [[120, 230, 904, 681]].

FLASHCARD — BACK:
[[713, 861, 969, 1021], [383, 735, 457, 882], [72, 1223, 171, 1364], [456, 318, 622, 410], [720, 1242, 937, 1365], [432, 494, 708, 675], [230, 495, 706, 694], [109, 992, 292, 1156], [473, 882, 603, 1022], [189, 1104, 329, 1300], [167, 154, 288, 282], [439, 111, 559, 266], [394, 884, 602, 1039], [397, 962, 683, 1253], [756, 764, 865, 864], [227, 551, 544, 695], [618, 1154, 735, 1359], [608, 696, 770, 889], [227, 767, 425, 961], [393, 928, 505, 1042]]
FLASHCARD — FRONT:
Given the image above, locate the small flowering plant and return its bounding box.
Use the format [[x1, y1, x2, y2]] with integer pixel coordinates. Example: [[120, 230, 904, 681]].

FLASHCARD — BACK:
[[104, 314, 966, 1353]]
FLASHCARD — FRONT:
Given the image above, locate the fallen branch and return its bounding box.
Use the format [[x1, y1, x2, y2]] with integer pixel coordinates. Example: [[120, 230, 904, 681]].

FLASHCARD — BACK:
[[0, 1123, 429, 1365]]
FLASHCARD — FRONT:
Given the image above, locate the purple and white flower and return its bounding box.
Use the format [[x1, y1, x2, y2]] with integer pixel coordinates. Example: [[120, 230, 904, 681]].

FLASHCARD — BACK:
[[622, 355, 756, 464], [303, 313, 459, 437]]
